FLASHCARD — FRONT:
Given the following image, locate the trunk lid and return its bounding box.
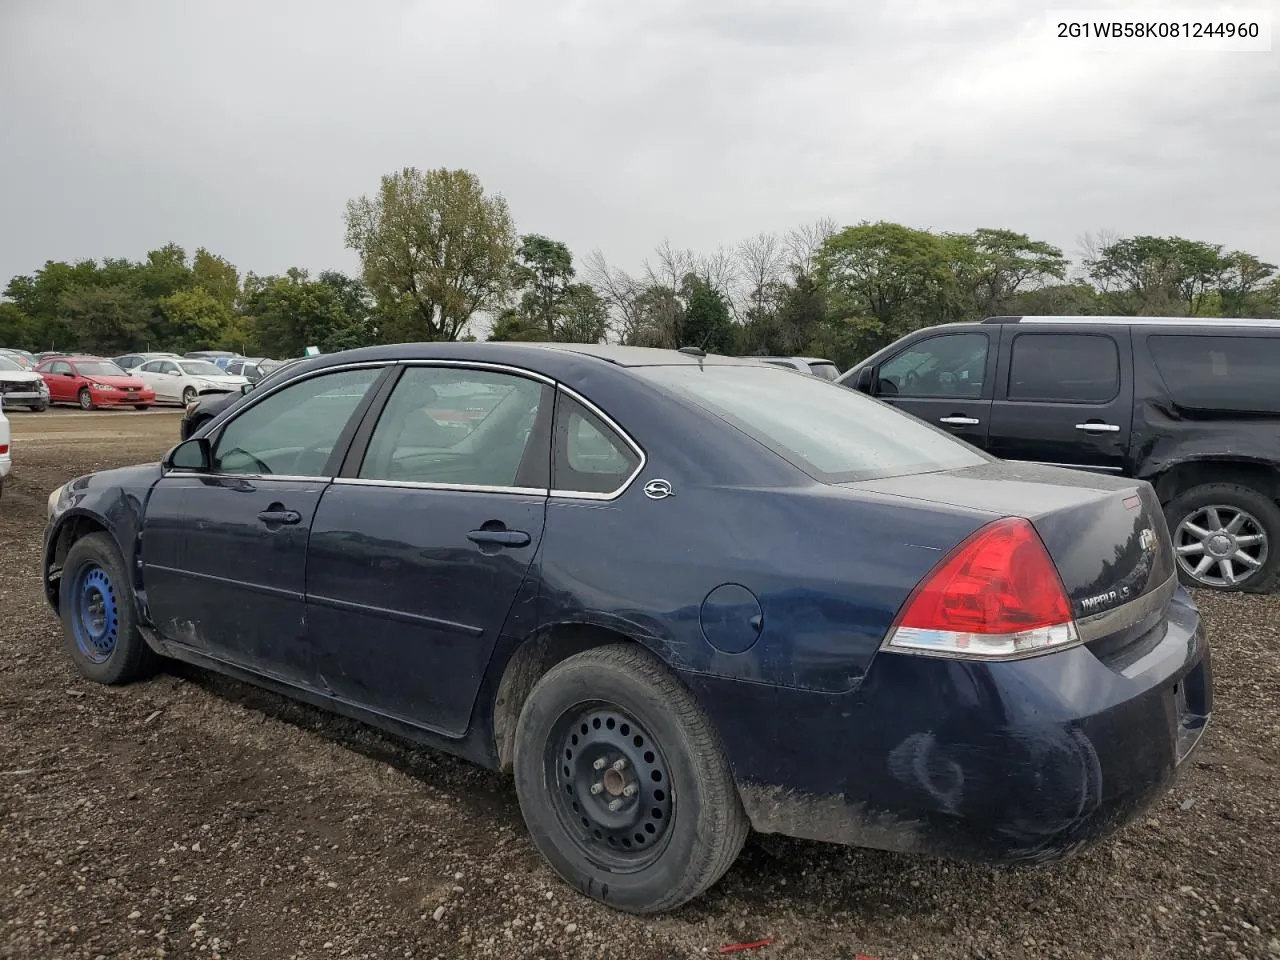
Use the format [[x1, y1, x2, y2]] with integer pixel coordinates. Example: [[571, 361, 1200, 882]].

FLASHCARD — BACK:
[[846, 461, 1176, 626]]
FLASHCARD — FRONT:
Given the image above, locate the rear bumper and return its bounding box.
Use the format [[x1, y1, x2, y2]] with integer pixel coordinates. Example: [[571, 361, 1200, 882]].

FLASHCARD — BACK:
[[688, 588, 1210, 864], [0, 455, 10, 479]]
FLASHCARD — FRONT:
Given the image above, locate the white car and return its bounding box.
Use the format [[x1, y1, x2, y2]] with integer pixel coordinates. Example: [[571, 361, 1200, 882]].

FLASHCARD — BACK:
[[0, 353, 50, 410], [0, 398, 11, 499], [133, 358, 248, 406]]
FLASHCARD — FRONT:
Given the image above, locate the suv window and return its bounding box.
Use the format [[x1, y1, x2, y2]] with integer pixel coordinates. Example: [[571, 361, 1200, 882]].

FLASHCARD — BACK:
[[1149, 335, 1280, 414], [359, 367, 549, 489], [877, 333, 987, 398], [552, 395, 641, 495], [213, 367, 381, 476], [1008, 333, 1120, 404]]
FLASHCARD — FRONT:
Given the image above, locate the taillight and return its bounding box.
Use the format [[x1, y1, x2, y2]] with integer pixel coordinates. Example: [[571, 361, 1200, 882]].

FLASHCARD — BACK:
[[884, 517, 1080, 659], [0, 444, 8, 455]]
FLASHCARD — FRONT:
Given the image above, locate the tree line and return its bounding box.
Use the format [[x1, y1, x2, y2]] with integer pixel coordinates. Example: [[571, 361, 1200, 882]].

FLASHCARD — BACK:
[[3, 166, 1277, 369]]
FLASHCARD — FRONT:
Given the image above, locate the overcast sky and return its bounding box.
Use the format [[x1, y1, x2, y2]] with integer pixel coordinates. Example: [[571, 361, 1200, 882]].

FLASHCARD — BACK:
[[1, 0, 1277, 289]]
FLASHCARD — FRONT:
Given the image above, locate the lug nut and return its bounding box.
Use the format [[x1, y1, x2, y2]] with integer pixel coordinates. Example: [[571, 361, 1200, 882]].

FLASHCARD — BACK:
[[592, 758, 607, 770], [607, 798, 623, 812], [589, 782, 603, 795], [622, 783, 637, 797], [611, 758, 627, 772]]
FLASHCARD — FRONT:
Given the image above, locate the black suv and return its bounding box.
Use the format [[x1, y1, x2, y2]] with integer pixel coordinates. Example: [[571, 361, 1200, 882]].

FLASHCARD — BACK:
[[839, 315, 1280, 593]]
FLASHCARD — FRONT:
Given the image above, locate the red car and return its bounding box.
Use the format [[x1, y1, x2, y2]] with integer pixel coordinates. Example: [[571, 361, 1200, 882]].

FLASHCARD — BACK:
[[35, 356, 156, 410]]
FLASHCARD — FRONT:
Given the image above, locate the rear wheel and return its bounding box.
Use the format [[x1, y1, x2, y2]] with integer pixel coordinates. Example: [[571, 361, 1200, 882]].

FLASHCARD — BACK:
[[512, 644, 748, 914], [58, 533, 158, 684], [1165, 482, 1280, 592], [77, 388, 94, 410]]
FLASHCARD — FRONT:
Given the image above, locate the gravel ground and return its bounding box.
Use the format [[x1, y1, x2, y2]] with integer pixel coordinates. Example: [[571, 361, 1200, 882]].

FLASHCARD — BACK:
[[1, 408, 1277, 960]]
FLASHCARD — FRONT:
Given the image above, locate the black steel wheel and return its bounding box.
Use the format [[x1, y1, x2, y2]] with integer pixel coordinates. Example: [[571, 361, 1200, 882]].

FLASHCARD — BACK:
[[512, 644, 748, 914]]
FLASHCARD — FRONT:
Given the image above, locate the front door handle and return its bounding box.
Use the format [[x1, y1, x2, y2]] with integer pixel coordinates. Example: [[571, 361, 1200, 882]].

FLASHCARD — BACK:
[[257, 508, 302, 525], [939, 416, 981, 426], [467, 528, 532, 548], [1075, 422, 1121, 433]]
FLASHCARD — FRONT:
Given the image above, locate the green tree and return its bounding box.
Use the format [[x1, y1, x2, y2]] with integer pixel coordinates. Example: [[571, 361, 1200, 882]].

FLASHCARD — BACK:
[[344, 167, 516, 342], [59, 285, 150, 354], [679, 274, 735, 353], [0, 303, 35, 348], [158, 286, 236, 352], [1085, 236, 1228, 315], [956, 228, 1068, 317], [192, 248, 240, 308], [240, 269, 373, 358]]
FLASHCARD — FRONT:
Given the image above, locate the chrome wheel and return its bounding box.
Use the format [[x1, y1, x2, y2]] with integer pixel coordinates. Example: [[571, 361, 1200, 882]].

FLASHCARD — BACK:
[[1173, 504, 1268, 588]]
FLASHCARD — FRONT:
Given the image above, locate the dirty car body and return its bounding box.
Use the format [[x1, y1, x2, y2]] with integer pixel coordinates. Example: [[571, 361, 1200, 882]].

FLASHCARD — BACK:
[[42, 342, 1211, 910]]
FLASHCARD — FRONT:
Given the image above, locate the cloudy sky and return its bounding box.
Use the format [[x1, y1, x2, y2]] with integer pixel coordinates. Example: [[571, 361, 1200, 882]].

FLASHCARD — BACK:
[[1, 0, 1277, 288]]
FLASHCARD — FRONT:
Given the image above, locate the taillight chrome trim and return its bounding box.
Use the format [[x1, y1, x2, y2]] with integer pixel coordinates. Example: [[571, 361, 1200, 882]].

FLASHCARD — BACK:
[[884, 621, 1082, 661], [1075, 573, 1178, 644]]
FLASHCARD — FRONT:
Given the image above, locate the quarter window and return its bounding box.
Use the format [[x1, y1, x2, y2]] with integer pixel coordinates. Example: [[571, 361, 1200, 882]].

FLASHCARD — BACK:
[[1007, 334, 1120, 404], [552, 395, 640, 495], [359, 367, 550, 489], [877, 333, 988, 398], [1148, 335, 1280, 414], [213, 367, 381, 476]]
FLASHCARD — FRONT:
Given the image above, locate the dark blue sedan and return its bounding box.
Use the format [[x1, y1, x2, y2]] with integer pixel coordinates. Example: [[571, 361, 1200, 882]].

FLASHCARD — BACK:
[[42, 342, 1211, 913]]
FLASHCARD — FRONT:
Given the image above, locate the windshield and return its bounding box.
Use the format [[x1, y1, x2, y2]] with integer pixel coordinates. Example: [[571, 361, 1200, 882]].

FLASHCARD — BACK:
[[77, 361, 127, 377], [180, 361, 225, 376], [636, 364, 989, 483], [0, 357, 23, 372]]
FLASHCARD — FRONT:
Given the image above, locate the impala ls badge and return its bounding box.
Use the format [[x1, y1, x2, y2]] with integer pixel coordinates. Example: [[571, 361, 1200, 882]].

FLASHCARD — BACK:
[[643, 479, 674, 500]]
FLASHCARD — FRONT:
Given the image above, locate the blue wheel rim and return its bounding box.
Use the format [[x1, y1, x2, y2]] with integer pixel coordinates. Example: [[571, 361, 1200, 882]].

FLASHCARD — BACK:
[[71, 563, 119, 664]]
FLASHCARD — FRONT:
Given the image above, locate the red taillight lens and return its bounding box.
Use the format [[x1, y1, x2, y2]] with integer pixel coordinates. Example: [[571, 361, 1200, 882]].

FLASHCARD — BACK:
[[0, 444, 8, 455], [886, 517, 1079, 659]]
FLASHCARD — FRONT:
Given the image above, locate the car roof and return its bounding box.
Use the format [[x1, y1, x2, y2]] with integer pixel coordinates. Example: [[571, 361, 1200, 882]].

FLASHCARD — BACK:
[[982, 315, 1280, 329]]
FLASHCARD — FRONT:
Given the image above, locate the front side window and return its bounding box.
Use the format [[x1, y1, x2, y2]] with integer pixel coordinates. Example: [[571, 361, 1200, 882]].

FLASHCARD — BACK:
[[552, 394, 641, 495], [50, 361, 72, 376], [213, 367, 381, 476], [1007, 333, 1120, 404], [877, 333, 988, 398], [359, 366, 549, 489], [637, 364, 989, 483], [139, 361, 162, 374]]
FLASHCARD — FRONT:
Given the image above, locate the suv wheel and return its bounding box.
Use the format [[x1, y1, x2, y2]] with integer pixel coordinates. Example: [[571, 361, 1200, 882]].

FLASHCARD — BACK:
[[1165, 483, 1280, 592], [512, 644, 748, 913]]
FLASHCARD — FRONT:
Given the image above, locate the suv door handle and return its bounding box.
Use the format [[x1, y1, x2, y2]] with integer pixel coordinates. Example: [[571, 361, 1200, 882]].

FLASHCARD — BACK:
[[467, 529, 532, 548], [257, 508, 302, 525], [939, 416, 981, 426], [1075, 422, 1121, 433]]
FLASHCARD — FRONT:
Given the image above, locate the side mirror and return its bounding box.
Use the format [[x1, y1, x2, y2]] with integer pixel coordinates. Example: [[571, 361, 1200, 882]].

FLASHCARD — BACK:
[[241, 382, 255, 395], [165, 437, 212, 472], [852, 366, 875, 393]]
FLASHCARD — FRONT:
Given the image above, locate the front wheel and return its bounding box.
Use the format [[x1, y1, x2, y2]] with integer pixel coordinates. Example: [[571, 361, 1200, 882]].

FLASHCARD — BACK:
[[1165, 482, 1280, 592], [77, 388, 94, 410], [512, 644, 748, 914], [58, 533, 158, 684], [29, 402, 48, 412], [134, 404, 152, 411], [181, 387, 197, 406]]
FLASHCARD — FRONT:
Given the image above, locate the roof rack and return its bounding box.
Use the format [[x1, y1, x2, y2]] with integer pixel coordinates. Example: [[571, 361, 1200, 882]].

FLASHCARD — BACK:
[[981, 315, 1280, 328]]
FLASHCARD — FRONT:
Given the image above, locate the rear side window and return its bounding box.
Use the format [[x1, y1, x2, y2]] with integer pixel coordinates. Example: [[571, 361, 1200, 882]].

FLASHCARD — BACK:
[[636, 364, 989, 483], [1007, 334, 1119, 403], [1148, 335, 1280, 414], [552, 394, 641, 495]]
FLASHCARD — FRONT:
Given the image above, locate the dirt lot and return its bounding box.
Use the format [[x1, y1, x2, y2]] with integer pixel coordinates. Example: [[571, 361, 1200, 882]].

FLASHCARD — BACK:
[[1, 408, 1277, 960]]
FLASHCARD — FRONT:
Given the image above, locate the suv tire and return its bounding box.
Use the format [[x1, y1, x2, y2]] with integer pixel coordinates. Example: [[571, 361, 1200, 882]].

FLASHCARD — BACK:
[[1164, 482, 1280, 593]]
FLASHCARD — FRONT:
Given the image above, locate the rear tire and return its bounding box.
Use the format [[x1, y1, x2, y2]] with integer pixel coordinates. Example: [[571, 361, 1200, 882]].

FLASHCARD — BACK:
[[58, 533, 158, 684], [77, 388, 94, 410], [512, 644, 748, 914], [1164, 482, 1280, 593]]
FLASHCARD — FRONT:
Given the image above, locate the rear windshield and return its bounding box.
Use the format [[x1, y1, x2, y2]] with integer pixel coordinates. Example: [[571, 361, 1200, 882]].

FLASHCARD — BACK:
[[1148, 335, 1280, 414], [636, 364, 989, 483]]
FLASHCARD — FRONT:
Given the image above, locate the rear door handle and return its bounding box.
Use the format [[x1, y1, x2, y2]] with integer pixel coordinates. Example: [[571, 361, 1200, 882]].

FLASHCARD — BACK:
[[257, 509, 302, 525], [939, 416, 981, 426], [467, 529, 532, 548], [1075, 422, 1121, 433]]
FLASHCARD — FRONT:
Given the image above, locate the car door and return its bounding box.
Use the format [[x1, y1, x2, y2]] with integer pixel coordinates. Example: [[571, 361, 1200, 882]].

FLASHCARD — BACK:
[[47, 360, 76, 403], [305, 363, 552, 736], [865, 330, 996, 450], [987, 326, 1133, 474], [135, 360, 165, 399], [140, 364, 388, 684]]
